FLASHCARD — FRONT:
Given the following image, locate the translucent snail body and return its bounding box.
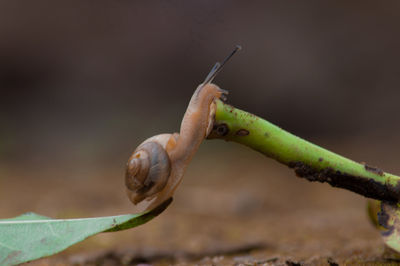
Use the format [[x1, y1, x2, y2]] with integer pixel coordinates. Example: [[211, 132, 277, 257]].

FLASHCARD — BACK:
[[125, 84, 225, 211], [125, 46, 241, 211]]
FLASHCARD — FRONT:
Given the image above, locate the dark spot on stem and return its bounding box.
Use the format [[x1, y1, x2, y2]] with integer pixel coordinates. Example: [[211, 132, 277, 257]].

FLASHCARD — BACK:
[[363, 163, 384, 176], [213, 123, 229, 136], [264, 132, 269, 137], [288, 161, 400, 202], [236, 129, 249, 136], [318, 157, 323, 162], [225, 104, 235, 114]]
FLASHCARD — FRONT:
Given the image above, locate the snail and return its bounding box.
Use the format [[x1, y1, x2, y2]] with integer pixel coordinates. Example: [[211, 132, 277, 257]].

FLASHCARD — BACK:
[[126, 46, 241, 211]]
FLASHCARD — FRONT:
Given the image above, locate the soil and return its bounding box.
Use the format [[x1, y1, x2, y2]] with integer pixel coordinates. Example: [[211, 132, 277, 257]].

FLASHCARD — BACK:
[[1, 137, 400, 265]]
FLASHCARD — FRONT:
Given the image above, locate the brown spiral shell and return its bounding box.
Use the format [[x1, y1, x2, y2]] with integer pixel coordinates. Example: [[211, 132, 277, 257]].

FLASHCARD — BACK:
[[125, 141, 171, 204]]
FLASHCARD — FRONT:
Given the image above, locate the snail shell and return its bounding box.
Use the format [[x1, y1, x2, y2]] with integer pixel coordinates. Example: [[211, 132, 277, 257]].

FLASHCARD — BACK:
[[125, 134, 177, 205]]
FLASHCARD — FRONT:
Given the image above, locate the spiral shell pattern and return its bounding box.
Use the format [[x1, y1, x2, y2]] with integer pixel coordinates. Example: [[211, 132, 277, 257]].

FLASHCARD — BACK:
[[125, 141, 171, 204]]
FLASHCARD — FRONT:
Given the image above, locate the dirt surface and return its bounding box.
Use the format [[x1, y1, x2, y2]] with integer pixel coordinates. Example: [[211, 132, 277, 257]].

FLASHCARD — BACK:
[[1, 137, 400, 265]]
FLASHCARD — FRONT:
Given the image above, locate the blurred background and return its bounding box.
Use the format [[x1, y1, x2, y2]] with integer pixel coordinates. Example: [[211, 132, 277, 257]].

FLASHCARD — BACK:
[[1, 1, 400, 264]]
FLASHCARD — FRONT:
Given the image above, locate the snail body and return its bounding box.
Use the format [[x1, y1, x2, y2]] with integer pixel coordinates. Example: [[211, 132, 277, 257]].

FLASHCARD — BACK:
[[125, 46, 240, 211], [126, 83, 227, 211]]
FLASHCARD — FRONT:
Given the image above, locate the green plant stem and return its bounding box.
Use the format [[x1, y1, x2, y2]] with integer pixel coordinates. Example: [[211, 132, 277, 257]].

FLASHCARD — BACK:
[[208, 100, 400, 202]]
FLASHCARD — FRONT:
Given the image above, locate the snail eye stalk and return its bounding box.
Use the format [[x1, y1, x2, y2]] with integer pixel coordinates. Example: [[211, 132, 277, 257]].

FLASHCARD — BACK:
[[203, 45, 241, 85]]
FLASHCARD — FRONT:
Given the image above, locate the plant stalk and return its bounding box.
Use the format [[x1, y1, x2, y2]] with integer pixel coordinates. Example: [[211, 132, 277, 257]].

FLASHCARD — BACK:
[[208, 100, 400, 202]]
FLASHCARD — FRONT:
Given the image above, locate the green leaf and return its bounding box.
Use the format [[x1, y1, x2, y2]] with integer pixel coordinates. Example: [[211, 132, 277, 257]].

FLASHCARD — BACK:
[[0, 198, 171, 266]]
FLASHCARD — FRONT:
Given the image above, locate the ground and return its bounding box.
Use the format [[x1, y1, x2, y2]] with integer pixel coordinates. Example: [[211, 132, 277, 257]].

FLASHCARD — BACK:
[[1, 136, 400, 265]]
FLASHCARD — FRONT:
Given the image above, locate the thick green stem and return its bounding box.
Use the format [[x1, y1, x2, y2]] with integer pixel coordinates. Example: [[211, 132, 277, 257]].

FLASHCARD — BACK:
[[208, 100, 400, 202]]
